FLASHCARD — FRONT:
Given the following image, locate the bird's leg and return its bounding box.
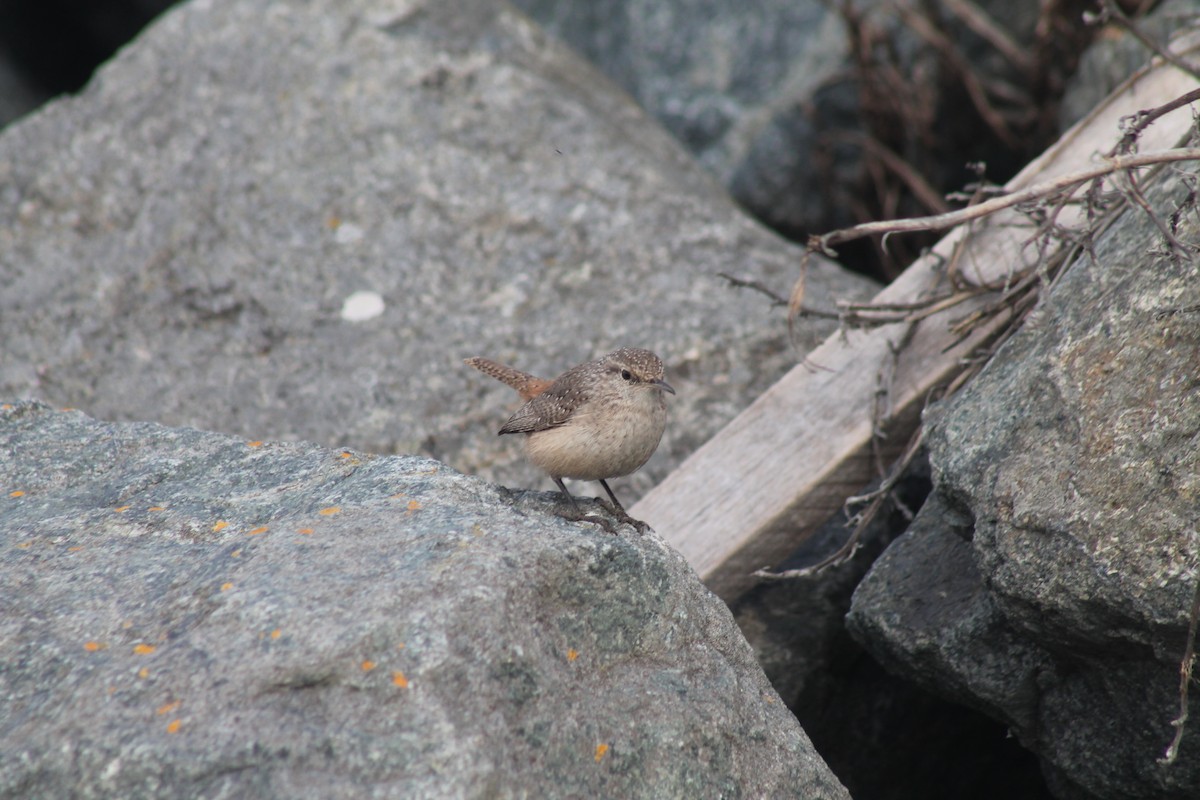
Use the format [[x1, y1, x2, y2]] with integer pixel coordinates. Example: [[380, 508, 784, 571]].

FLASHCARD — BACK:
[[553, 477, 581, 511], [552, 476, 621, 534], [598, 480, 624, 512], [598, 480, 648, 532]]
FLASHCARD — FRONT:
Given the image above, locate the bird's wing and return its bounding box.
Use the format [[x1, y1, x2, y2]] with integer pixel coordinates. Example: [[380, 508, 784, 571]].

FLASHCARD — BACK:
[[498, 385, 576, 434]]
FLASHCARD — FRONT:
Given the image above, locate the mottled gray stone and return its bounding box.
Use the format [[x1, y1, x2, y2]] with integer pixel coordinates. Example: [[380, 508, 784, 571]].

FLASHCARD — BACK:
[[510, 0, 840, 180], [849, 158, 1200, 798], [0, 400, 849, 799], [513, 0, 1046, 236], [846, 494, 1050, 733], [0, 0, 877, 509]]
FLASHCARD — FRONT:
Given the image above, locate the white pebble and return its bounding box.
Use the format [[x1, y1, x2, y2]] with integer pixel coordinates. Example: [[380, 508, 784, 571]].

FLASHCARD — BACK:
[[341, 290, 385, 322]]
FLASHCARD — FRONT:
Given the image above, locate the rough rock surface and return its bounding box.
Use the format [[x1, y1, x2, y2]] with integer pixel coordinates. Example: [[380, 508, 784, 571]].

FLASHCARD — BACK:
[[0, 400, 849, 799], [848, 158, 1200, 798], [0, 0, 877, 508]]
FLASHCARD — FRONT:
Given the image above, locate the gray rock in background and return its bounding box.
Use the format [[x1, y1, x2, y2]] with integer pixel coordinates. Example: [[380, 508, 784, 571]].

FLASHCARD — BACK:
[[1059, 0, 1200, 130], [0, 400, 850, 799], [0, 53, 44, 128], [847, 157, 1200, 798], [510, 0, 840, 179], [511, 0, 859, 232], [513, 0, 1049, 236], [0, 0, 176, 124], [0, 0, 876, 507]]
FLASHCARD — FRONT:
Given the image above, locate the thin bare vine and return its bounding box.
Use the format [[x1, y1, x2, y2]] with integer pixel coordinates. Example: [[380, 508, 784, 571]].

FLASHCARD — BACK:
[[1160, 573, 1200, 765], [808, 147, 1200, 256]]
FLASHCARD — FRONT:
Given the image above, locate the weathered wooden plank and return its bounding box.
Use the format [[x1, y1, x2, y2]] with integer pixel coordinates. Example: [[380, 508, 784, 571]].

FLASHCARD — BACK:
[[633, 37, 1200, 601]]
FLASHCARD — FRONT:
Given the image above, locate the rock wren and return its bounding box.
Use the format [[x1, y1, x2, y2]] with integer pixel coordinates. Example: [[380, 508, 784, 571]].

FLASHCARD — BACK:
[[464, 348, 674, 512]]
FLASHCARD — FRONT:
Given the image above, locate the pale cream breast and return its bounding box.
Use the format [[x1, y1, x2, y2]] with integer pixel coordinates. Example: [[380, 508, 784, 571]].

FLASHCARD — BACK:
[[524, 388, 666, 481]]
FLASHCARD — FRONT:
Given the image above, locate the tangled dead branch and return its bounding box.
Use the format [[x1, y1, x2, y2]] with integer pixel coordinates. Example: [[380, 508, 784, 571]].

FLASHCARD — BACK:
[[756, 89, 1200, 584], [730, 0, 1200, 770], [831, 0, 1093, 277], [768, 87, 1200, 766]]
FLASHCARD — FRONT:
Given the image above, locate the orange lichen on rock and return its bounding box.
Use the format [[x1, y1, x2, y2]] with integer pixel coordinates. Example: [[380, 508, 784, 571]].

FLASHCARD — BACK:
[[133, 644, 156, 655], [392, 671, 409, 688], [594, 744, 609, 762]]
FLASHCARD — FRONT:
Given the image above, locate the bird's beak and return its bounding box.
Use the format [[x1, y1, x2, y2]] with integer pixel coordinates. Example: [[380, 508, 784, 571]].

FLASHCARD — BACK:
[[654, 379, 676, 395]]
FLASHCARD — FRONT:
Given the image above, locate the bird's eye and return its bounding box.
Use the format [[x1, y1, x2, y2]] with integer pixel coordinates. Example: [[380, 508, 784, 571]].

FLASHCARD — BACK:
[[621, 369, 633, 381]]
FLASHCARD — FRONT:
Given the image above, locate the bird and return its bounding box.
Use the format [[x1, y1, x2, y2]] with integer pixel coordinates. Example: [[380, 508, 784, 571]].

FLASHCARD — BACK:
[[464, 348, 674, 513]]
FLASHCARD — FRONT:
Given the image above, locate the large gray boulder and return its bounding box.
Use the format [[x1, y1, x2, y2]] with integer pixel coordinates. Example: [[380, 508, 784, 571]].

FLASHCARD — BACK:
[[847, 157, 1200, 797], [0, 400, 849, 799], [0, 0, 876, 507]]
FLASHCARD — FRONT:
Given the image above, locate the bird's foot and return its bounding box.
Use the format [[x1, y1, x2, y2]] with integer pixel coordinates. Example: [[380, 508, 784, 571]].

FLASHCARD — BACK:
[[554, 502, 622, 535], [602, 500, 650, 533]]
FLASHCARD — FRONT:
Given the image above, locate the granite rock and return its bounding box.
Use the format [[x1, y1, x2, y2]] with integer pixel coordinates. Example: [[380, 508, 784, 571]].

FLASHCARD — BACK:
[[0, 400, 849, 799], [848, 152, 1200, 798]]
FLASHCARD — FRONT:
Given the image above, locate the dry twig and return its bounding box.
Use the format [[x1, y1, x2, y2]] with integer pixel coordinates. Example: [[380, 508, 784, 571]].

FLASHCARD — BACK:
[[1160, 576, 1200, 765], [753, 425, 926, 581], [809, 148, 1200, 256]]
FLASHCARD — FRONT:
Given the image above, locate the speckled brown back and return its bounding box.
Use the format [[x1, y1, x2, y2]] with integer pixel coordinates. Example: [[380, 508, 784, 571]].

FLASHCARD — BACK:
[[496, 348, 667, 435]]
